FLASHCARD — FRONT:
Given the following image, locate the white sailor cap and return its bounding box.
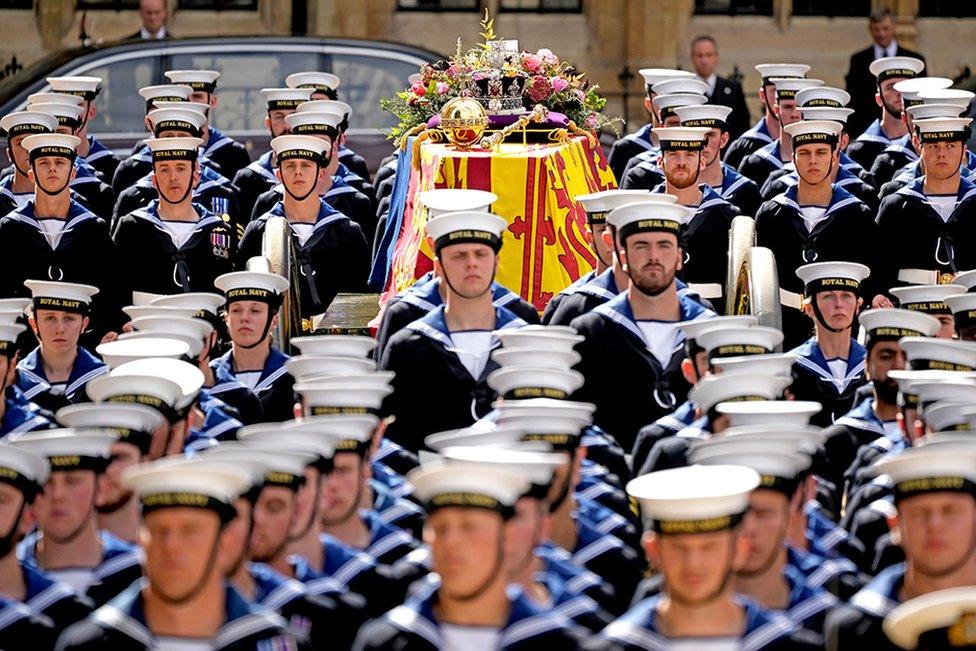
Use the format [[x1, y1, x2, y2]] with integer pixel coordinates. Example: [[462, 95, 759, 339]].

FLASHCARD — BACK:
[[859, 308, 942, 344], [116, 331, 202, 359], [487, 366, 583, 401], [769, 78, 823, 100], [133, 291, 166, 306], [163, 69, 220, 92], [408, 464, 528, 519], [28, 102, 85, 129], [261, 87, 313, 111], [883, 587, 976, 651], [687, 372, 791, 413], [891, 284, 966, 315], [124, 458, 250, 522], [651, 78, 709, 97], [138, 84, 194, 111], [573, 190, 658, 224], [689, 447, 809, 495], [494, 413, 591, 452], [295, 381, 392, 415], [718, 424, 824, 454], [192, 443, 272, 488], [438, 446, 564, 497], [284, 355, 376, 382], [754, 64, 811, 83], [607, 201, 693, 240], [677, 315, 758, 346], [203, 442, 317, 491], [24, 280, 98, 313], [130, 315, 213, 343], [291, 335, 376, 358], [873, 443, 976, 503], [426, 210, 507, 252], [86, 369, 183, 421], [495, 397, 593, 428], [911, 379, 976, 408], [899, 337, 976, 372], [894, 76, 954, 108], [799, 107, 856, 125], [417, 189, 499, 219], [146, 107, 206, 136], [695, 325, 783, 360], [111, 358, 205, 410], [56, 402, 164, 455], [0, 324, 23, 356], [8, 428, 115, 474], [651, 94, 707, 120], [795, 261, 870, 296], [914, 117, 973, 142], [28, 92, 84, 107], [491, 347, 580, 370], [151, 292, 225, 317], [868, 56, 925, 82], [283, 110, 344, 137], [296, 100, 352, 126], [716, 400, 820, 428], [919, 88, 975, 109], [905, 103, 967, 121], [285, 413, 379, 455], [922, 401, 972, 434], [674, 104, 734, 130], [425, 426, 527, 452], [96, 337, 192, 369], [652, 125, 710, 151], [214, 270, 289, 305], [639, 68, 694, 91], [46, 76, 101, 100], [144, 136, 203, 162], [953, 270, 976, 291], [710, 352, 795, 377], [627, 464, 760, 534], [794, 86, 851, 109], [238, 421, 338, 467], [0, 445, 49, 496], [286, 72, 341, 96], [946, 293, 976, 330], [783, 120, 844, 147], [270, 134, 331, 162], [493, 326, 582, 352], [20, 133, 79, 160], [0, 111, 58, 138]]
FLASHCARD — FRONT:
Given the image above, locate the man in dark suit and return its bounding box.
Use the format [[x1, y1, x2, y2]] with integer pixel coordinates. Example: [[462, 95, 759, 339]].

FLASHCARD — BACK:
[[125, 0, 171, 41], [689, 35, 751, 141], [845, 7, 924, 138]]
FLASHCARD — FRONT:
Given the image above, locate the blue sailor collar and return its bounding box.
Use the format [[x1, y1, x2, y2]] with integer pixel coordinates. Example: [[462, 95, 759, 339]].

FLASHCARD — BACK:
[[85, 135, 113, 161], [594, 291, 714, 356], [246, 150, 276, 182], [839, 151, 866, 174], [696, 183, 730, 213], [790, 337, 867, 394], [315, 532, 378, 592], [654, 399, 698, 434], [335, 162, 364, 184], [361, 509, 416, 560], [6, 199, 99, 235], [248, 562, 307, 612], [16, 346, 108, 403], [854, 119, 893, 146], [1, 385, 53, 437], [784, 564, 838, 625], [600, 593, 798, 650], [721, 163, 752, 199], [265, 198, 348, 239], [131, 199, 223, 240], [88, 580, 288, 648], [211, 347, 290, 395], [883, 134, 918, 161], [623, 123, 656, 150], [401, 276, 527, 313], [676, 414, 711, 440], [19, 530, 140, 585], [835, 395, 886, 437], [772, 182, 863, 219], [753, 140, 785, 169], [203, 125, 236, 155], [741, 117, 774, 144], [0, 175, 31, 210], [850, 562, 905, 618], [555, 269, 598, 298], [383, 577, 568, 649], [21, 562, 79, 614], [184, 394, 244, 452], [0, 596, 37, 633], [406, 303, 525, 355], [897, 174, 976, 208], [805, 500, 850, 557], [371, 461, 413, 498], [786, 545, 859, 590], [577, 267, 620, 301]]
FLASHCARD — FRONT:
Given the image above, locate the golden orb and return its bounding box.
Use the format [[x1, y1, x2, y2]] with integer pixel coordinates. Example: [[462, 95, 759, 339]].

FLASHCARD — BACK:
[[439, 97, 488, 150]]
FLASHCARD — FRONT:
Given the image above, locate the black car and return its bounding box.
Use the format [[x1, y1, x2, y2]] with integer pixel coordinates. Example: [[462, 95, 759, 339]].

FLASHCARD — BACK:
[[0, 36, 442, 172]]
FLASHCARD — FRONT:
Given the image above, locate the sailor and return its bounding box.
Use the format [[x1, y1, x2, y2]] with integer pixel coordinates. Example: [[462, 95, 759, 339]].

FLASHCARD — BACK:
[[790, 261, 871, 425], [0, 110, 60, 214], [377, 190, 539, 355], [112, 136, 236, 299], [0, 321, 56, 438], [845, 56, 926, 172], [54, 458, 303, 649], [946, 286, 976, 341], [8, 429, 143, 608], [293, 99, 377, 203], [230, 87, 313, 219], [285, 72, 372, 183], [55, 402, 164, 543], [15, 280, 106, 413], [571, 201, 714, 451], [238, 134, 370, 329], [353, 463, 583, 649], [875, 116, 976, 301], [541, 189, 649, 326], [380, 210, 526, 452], [890, 283, 966, 339], [652, 125, 740, 300], [162, 69, 251, 177], [208, 268, 293, 422], [755, 120, 878, 348], [882, 587, 976, 651], [607, 68, 694, 181], [593, 464, 818, 649], [0, 133, 119, 339], [739, 77, 824, 189], [724, 63, 810, 170], [826, 443, 976, 650], [45, 76, 119, 184]]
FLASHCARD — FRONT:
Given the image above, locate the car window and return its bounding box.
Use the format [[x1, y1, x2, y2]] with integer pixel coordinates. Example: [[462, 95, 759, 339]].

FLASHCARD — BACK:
[[79, 55, 158, 135], [329, 52, 425, 133], [166, 50, 321, 133]]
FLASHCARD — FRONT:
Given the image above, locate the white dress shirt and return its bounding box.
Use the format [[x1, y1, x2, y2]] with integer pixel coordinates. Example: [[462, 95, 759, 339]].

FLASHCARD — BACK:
[[873, 39, 898, 60]]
